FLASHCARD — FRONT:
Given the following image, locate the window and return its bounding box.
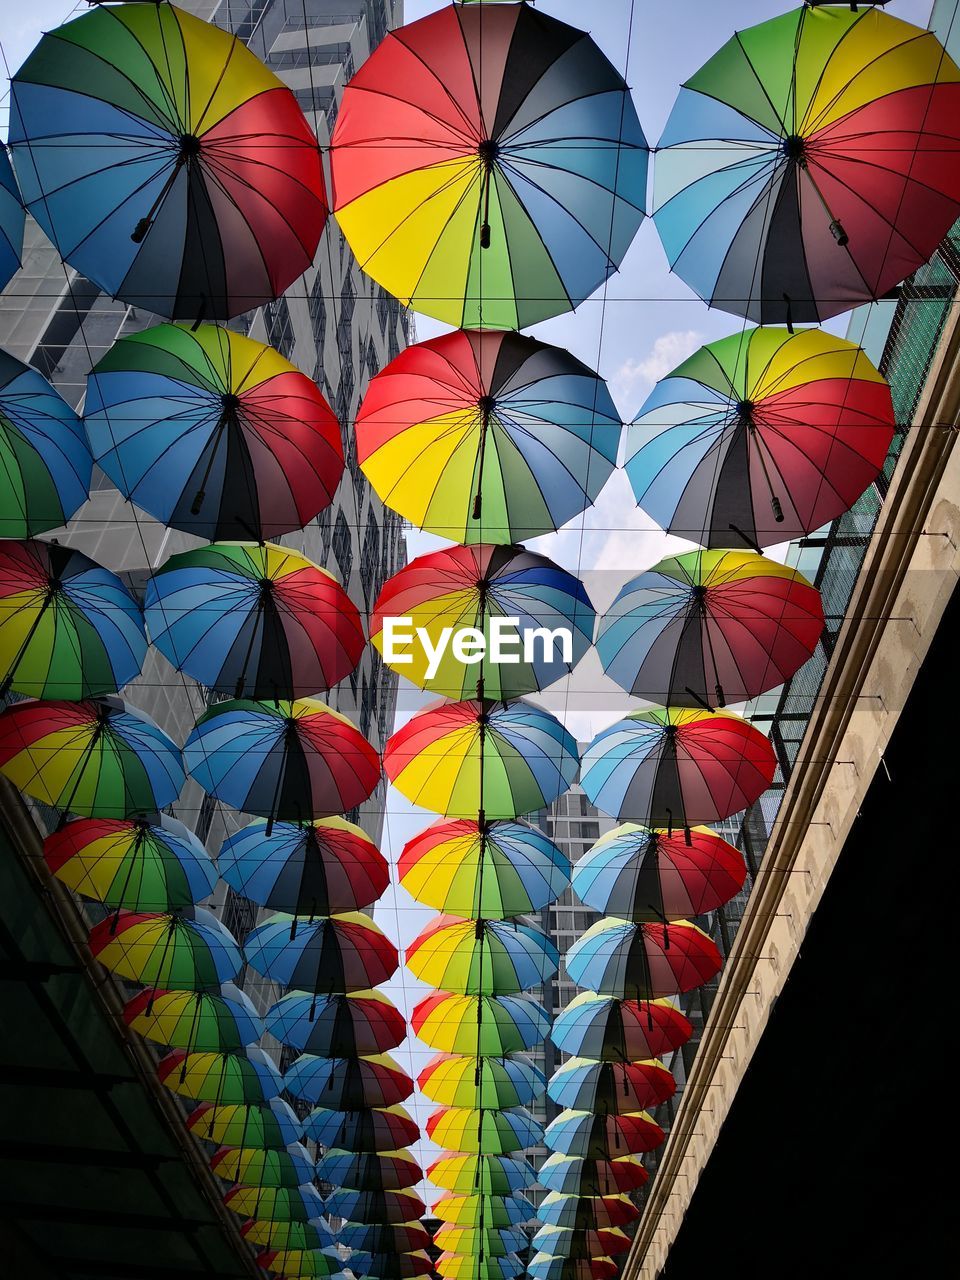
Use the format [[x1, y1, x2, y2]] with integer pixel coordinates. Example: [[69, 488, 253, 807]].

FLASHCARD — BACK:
[[263, 296, 295, 359], [332, 509, 352, 586], [572, 822, 600, 840], [308, 272, 327, 346]]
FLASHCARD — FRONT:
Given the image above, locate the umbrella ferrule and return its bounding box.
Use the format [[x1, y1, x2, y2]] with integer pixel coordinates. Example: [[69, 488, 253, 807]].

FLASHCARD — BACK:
[[783, 133, 805, 163]]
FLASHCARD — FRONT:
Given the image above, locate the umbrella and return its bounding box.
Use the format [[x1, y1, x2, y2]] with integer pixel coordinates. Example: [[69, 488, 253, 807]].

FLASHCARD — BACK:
[[427, 1154, 536, 1198], [89, 909, 242, 991], [433, 1194, 535, 1229], [244, 912, 398, 995], [580, 705, 776, 826], [342, 1251, 434, 1280], [356, 330, 621, 544], [623, 326, 895, 548], [527, 1257, 617, 1280], [412, 991, 551, 1056], [652, 5, 960, 324], [266, 989, 405, 1057], [547, 1059, 675, 1114], [426, 1106, 544, 1156], [225, 1184, 326, 1223], [537, 1154, 649, 1197], [322, 1189, 426, 1225], [372, 543, 594, 698], [255, 1251, 340, 1279], [385, 698, 579, 819], [315, 1150, 422, 1193], [596, 550, 824, 707], [145, 542, 361, 699], [124, 983, 263, 1054], [335, 1223, 432, 1254], [284, 1053, 413, 1109], [330, 3, 646, 329], [537, 1194, 639, 1231], [156, 1046, 283, 1105], [418, 1054, 545, 1110], [566, 917, 723, 999], [398, 817, 570, 919], [571, 823, 746, 921], [0, 539, 146, 699], [531, 1226, 630, 1257], [0, 350, 91, 538], [432, 1226, 528, 1259], [187, 1098, 303, 1148], [543, 1109, 665, 1158], [406, 915, 559, 995], [436, 1256, 525, 1280], [219, 816, 388, 917], [0, 696, 183, 818], [303, 1105, 419, 1154], [550, 992, 692, 1062], [184, 698, 380, 827], [9, 4, 326, 321], [0, 148, 24, 291], [242, 1220, 333, 1251], [44, 815, 216, 914], [210, 1144, 315, 1189]]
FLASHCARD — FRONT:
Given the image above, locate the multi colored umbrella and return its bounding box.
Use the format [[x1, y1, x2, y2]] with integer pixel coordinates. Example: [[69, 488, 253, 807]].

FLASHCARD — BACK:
[[315, 1149, 422, 1193], [210, 1144, 315, 1189], [597, 549, 824, 707], [527, 1256, 617, 1280], [580, 705, 776, 826], [385, 698, 579, 819], [224, 1184, 326, 1224], [124, 983, 263, 1054], [284, 1052, 413, 1109], [532, 1226, 631, 1257], [244, 912, 398, 995], [547, 1059, 676, 1114], [433, 1194, 535, 1229], [537, 1154, 649, 1197], [303, 1105, 419, 1154], [543, 1109, 665, 1158], [652, 5, 960, 324], [322, 1188, 427, 1225], [9, 5, 326, 320], [550, 992, 692, 1062], [356, 330, 621, 543], [242, 1220, 332, 1251], [265, 989, 405, 1057], [623, 327, 895, 547], [335, 1222, 432, 1255], [45, 815, 216, 913], [89, 909, 242, 991], [219, 816, 387, 917], [419, 1054, 545, 1111], [426, 1106, 544, 1156], [341, 1251, 434, 1280], [565, 918, 723, 999], [187, 1098, 303, 1148], [571, 823, 746, 921], [433, 1226, 529, 1260], [399, 817, 570, 919], [331, 3, 646, 328], [184, 698, 379, 825], [0, 696, 183, 818], [255, 1251, 340, 1279], [428, 1154, 536, 1198], [0, 539, 146, 700], [436, 1256, 524, 1280], [411, 991, 551, 1056], [406, 915, 559, 995], [0, 350, 91, 539], [0, 148, 24, 291], [157, 1046, 283, 1104]]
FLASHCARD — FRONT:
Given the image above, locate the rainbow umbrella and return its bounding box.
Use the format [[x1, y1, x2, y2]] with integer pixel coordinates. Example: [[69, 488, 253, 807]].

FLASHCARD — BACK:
[[0, 696, 183, 818], [566, 918, 723, 999], [244, 912, 398, 995], [528, 1257, 617, 1280], [572, 823, 746, 922], [432, 1226, 529, 1259], [543, 1109, 665, 1158], [44, 815, 216, 914], [345, 1251, 434, 1280], [157, 1046, 283, 1104], [436, 1255, 525, 1280], [219, 816, 387, 918], [406, 915, 559, 995], [284, 1052, 413, 1109], [597, 549, 824, 707], [385, 698, 579, 819], [412, 991, 551, 1056], [9, 4, 325, 320], [322, 1189, 426, 1225], [335, 1223, 431, 1254], [303, 1105, 419, 1154], [537, 1154, 649, 1197], [315, 1149, 422, 1193], [418, 1054, 545, 1111], [547, 1059, 675, 1114], [623, 327, 895, 548], [0, 539, 146, 700], [428, 1154, 537, 1198], [266, 989, 405, 1057], [255, 1251, 340, 1279], [426, 1106, 544, 1156], [433, 1195, 534, 1229], [532, 1226, 631, 1257], [581, 706, 776, 826], [652, 6, 960, 324], [0, 149, 24, 290], [356, 330, 621, 543], [184, 698, 379, 826], [187, 1098, 303, 1149], [399, 817, 570, 919], [124, 983, 263, 1054], [224, 1184, 326, 1223], [89, 908, 242, 991], [211, 1144, 315, 1189], [550, 992, 692, 1062], [0, 351, 91, 538], [242, 1221, 334, 1251]]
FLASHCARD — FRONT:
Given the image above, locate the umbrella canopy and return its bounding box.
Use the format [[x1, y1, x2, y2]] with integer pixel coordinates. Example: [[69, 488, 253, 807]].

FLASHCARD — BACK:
[[372, 543, 593, 698], [145, 542, 361, 700], [244, 912, 398, 995], [356, 330, 621, 544], [89, 909, 242, 991], [9, 4, 326, 320], [581, 705, 776, 826], [255, 1251, 340, 1279], [0, 149, 24, 291], [242, 1220, 333, 1251], [433, 1194, 534, 1229], [0, 539, 146, 700], [531, 1226, 630, 1257], [537, 1194, 639, 1231], [543, 1109, 665, 1158], [527, 1256, 617, 1280], [210, 1144, 315, 1189], [335, 1222, 431, 1254], [330, 3, 646, 329], [597, 550, 824, 707], [157, 1046, 283, 1105], [547, 1058, 675, 1114], [398, 817, 570, 919], [385, 698, 579, 819], [323, 1188, 427, 1225], [537, 1154, 649, 1197], [412, 991, 551, 1056], [184, 698, 380, 824], [426, 1106, 544, 1156], [345, 1251, 434, 1280], [0, 350, 91, 538], [435, 1256, 524, 1280], [407, 914, 559, 995], [432, 1226, 528, 1259], [652, 5, 960, 324], [45, 815, 216, 913], [623, 326, 895, 548], [124, 982, 263, 1054], [566, 917, 723, 999], [315, 1149, 422, 1193], [418, 1054, 545, 1111], [219, 816, 387, 917], [266, 989, 405, 1057], [0, 696, 183, 818], [550, 992, 692, 1063], [427, 1154, 536, 1198], [225, 1183, 326, 1224], [284, 1053, 413, 1109], [572, 823, 746, 921], [187, 1098, 303, 1148], [303, 1105, 419, 1154]]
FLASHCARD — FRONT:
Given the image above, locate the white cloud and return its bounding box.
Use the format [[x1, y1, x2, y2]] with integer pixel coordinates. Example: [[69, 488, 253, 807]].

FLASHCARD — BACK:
[[609, 328, 704, 422]]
